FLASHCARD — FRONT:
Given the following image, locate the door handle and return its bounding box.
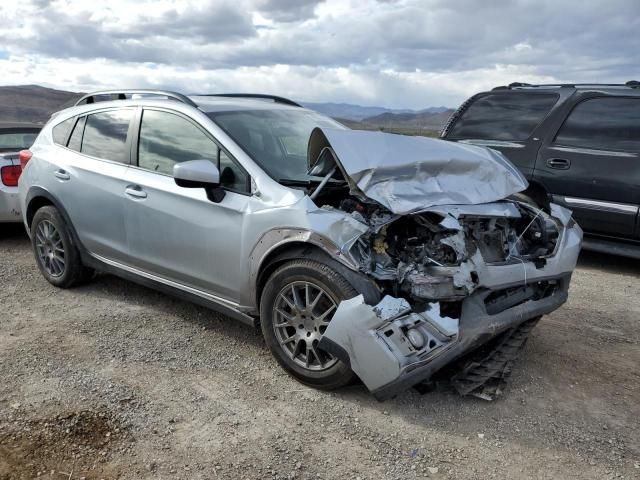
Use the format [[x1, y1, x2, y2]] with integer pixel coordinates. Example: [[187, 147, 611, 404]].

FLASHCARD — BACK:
[[54, 169, 70, 180], [124, 185, 147, 199], [546, 158, 571, 170]]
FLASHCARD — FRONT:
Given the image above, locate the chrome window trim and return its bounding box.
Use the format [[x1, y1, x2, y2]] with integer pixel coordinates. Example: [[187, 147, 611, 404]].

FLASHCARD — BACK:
[[563, 196, 638, 215]]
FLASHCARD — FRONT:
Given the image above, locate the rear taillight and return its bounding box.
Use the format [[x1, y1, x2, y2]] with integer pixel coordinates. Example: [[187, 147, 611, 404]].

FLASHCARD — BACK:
[[1, 165, 22, 187], [19, 149, 33, 169]]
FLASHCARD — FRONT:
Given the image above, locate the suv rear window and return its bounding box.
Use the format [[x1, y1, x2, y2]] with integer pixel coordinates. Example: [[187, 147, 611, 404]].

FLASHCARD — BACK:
[[447, 93, 558, 141], [555, 97, 640, 152], [80, 110, 134, 163]]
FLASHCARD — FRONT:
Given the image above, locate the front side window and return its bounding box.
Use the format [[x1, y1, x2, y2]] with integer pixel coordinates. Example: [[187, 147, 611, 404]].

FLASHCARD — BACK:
[[447, 93, 558, 141], [138, 109, 249, 192], [555, 97, 640, 152], [81, 109, 134, 163]]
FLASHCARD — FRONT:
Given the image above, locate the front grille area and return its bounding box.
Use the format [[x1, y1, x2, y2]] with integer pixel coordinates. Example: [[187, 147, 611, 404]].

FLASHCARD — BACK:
[[484, 281, 557, 315]]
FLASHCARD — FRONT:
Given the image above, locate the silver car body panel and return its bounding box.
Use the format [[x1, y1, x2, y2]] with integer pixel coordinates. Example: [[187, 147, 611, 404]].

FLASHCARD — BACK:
[[22, 133, 131, 261], [308, 127, 529, 215]]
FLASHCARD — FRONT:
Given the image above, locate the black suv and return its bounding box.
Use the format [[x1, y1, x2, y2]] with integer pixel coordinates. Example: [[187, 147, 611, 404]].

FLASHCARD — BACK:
[[441, 81, 640, 258]]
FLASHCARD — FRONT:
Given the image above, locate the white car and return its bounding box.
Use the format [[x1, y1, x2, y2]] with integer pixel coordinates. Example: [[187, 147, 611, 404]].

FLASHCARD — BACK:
[[0, 123, 41, 222]]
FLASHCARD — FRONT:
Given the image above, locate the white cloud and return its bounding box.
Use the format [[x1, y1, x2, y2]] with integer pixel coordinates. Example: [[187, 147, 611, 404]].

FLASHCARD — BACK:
[[0, 0, 637, 108]]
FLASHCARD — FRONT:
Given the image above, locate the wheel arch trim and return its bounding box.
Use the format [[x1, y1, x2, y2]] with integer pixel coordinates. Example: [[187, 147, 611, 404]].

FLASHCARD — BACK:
[[25, 187, 85, 252], [248, 228, 360, 303], [249, 229, 381, 312]]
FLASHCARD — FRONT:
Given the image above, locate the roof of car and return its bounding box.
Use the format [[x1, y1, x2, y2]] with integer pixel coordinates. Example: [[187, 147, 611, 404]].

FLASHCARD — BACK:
[[72, 90, 306, 114]]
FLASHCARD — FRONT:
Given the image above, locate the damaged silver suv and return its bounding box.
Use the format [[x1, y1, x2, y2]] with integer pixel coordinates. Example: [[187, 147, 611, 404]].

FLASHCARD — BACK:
[[18, 90, 582, 400]]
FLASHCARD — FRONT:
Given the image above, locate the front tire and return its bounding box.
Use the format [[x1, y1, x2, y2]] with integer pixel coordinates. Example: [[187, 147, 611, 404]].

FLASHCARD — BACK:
[[30, 206, 93, 288], [260, 259, 358, 389]]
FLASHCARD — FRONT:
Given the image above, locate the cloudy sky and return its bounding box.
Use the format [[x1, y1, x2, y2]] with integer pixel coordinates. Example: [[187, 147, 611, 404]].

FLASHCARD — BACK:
[[0, 0, 638, 108]]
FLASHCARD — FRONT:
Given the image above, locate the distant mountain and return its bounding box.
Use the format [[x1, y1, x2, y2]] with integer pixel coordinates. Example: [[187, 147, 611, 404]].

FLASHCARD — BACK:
[[360, 109, 455, 131], [0, 85, 453, 136], [0, 85, 82, 124], [302, 102, 450, 121]]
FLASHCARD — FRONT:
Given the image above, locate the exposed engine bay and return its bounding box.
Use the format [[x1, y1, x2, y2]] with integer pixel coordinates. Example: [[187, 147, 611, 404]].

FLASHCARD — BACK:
[[313, 187, 561, 308]]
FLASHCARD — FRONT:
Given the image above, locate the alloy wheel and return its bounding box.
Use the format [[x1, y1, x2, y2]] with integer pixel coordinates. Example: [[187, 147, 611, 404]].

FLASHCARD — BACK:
[[35, 219, 66, 277], [272, 281, 339, 371]]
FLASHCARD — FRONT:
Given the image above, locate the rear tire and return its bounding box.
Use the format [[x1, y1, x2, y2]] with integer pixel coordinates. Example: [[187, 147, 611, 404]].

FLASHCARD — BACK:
[[260, 259, 358, 390], [30, 206, 94, 288]]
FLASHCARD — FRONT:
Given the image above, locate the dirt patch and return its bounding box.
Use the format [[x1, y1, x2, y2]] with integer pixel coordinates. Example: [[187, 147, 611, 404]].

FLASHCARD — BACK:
[[0, 409, 128, 479]]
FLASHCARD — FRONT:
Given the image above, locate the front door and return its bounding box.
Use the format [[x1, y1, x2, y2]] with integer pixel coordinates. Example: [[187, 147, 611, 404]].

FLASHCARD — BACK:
[[123, 107, 253, 303], [534, 96, 640, 238]]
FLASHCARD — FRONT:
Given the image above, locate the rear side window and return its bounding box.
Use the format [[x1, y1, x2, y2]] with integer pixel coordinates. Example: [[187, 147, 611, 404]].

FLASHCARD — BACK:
[[67, 116, 86, 152], [555, 97, 640, 152], [80, 110, 134, 163], [448, 93, 558, 141], [52, 118, 75, 146]]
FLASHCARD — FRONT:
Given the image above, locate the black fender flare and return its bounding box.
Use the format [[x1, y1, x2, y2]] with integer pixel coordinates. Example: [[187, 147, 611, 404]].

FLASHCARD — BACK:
[[255, 244, 382, 309], [25, 186, 87, 254]]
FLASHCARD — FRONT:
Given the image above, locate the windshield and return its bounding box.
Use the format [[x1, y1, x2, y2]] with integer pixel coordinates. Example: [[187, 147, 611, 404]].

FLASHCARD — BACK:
[[207, 109, 344, 182], [0, 131, 39, 152]]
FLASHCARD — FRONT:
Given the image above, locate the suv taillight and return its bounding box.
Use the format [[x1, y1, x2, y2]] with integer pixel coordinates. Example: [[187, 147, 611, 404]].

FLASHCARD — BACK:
[[19, 149, 33, 169], [1, 165, 22, 187]]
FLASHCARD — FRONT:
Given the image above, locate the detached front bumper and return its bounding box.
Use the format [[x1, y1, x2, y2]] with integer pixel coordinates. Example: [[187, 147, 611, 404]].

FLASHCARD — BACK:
[[386, 275, 571, 400], [321, 276, 570, 401], [320, 210, 582, 401]]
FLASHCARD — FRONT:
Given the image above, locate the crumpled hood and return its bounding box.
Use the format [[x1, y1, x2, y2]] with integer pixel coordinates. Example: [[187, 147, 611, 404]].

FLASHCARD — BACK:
[[308, 127, 528, 214]]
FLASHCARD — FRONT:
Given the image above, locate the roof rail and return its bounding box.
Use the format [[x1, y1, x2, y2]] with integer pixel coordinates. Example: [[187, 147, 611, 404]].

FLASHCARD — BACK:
[[493, 81, 640, 91], [194, 93, 302, 107], [75, 90, 198, 108]]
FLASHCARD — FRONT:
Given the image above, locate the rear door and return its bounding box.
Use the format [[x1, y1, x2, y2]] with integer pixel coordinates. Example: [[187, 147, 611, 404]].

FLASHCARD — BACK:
[[443, 91, 560, 177], [123, 107, 253, 302], [534, 95, 640, 238], [48, 108, 135, 261]]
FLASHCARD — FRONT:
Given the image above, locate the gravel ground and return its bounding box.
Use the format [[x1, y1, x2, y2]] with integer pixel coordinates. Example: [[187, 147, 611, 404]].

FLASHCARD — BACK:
[[1, 224, 638, 479]]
